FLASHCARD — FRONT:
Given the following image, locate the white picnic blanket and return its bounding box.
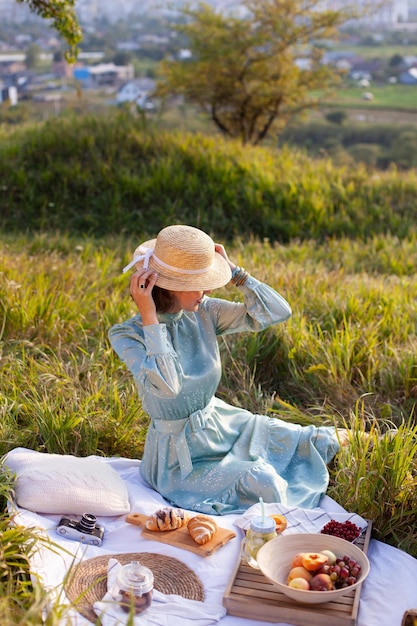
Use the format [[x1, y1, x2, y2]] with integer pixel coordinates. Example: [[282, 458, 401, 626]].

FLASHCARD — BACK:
[[9, 455, 417, 626]]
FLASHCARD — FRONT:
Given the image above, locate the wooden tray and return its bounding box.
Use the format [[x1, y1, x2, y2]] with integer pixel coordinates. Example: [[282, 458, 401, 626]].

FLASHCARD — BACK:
[[126, 512, 237, 556], [223, 521, 372, 626]]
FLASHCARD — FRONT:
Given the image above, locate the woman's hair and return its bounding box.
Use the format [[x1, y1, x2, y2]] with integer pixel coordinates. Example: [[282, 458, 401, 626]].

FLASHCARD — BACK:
[[153, 286, 176, 313]]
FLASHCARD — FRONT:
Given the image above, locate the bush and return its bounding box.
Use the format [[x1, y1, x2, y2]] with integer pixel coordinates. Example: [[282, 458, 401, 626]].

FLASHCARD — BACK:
[[325, 110, 347, 125], [279, 121, 415, 167], [388, 130, 417, 169], [347, 143, 381, 168]]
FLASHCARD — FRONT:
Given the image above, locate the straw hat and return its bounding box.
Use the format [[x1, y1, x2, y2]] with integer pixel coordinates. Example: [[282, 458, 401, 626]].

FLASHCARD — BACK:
[[123, 225, 232, 291]]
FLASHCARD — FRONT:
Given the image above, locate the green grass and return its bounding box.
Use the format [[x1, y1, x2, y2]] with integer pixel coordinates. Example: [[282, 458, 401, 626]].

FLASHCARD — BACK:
[[326, 84, 417, 109], [2, 113, 417, 241], [333, 43, 417, 58], [330, 411, 417, 556], [1, 116, 417, 623], [0, 469, 77, 625], [1, 232, 416, 558]]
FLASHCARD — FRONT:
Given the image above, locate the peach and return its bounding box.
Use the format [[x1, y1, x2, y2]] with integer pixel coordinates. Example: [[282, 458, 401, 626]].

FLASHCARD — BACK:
[[269, 514, 288, 534], [287, 566, 313, 584], [288, 577, 310, 590], [310, 573, 334, 591], [301, 552, 329, 571], [290, 552, 306, 568]]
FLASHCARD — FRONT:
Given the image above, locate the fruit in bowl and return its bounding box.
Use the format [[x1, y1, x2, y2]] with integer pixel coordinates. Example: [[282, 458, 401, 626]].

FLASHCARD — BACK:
[[299, 552, 329, 571], [288, 577, 310, 590], [256, 532, 370, 605], [309, 573, 333, 591], [287, 566, 312, 584], [286, 549, 363, 591]]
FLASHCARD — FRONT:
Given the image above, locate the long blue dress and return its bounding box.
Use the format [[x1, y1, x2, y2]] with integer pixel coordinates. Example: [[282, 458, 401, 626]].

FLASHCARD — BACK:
[[108, 276, 340, 515]]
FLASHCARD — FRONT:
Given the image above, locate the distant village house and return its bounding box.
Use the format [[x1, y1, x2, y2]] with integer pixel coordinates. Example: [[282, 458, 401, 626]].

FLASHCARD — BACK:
[[0, 85, 18, 105], [116, 77, 156, 109], [73, 63, 134, 87], [398, 67, 417, 84]]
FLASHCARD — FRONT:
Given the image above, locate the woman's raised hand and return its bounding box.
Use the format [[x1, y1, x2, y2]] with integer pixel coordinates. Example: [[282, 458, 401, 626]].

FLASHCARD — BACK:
[[130, 270, 159, 325], [214, 243, 236, 271]]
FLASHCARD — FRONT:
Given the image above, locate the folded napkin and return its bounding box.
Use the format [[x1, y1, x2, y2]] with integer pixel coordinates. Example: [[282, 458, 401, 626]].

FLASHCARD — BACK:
[[93, 559, 226, 626], [234, 501, 367, 534]]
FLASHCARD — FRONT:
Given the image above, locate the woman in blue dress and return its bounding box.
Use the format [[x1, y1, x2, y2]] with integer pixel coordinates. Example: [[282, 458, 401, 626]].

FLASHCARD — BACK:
[[109, 225, 342, 515]]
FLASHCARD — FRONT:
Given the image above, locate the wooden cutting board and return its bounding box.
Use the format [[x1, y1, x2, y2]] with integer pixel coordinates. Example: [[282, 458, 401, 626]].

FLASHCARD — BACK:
[[126, 512, 237, 556]]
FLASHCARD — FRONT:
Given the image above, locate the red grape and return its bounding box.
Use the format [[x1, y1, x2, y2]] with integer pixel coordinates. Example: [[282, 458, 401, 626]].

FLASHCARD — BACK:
[[320, 519, 361, 542]]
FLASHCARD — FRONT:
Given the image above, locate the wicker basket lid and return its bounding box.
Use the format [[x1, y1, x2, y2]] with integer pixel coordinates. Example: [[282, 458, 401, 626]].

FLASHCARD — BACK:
[[64, 552, 205, 623]]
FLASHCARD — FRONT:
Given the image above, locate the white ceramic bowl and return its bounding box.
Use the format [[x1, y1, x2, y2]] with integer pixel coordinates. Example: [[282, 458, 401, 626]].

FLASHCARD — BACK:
[[256, 532, 370, 604]]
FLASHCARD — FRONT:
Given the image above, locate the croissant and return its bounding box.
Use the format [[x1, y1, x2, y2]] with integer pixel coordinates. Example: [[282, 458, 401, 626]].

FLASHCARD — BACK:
[[145, 507, 189, 531], [187, 515, 218, 545]]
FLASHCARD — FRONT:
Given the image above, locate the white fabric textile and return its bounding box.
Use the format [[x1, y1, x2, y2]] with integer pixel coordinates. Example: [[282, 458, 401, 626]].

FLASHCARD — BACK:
[[8, 454, 417, 626], [235, 500, 368, 534], [93, 558, 226, 626], [3, 447, 130, 516]]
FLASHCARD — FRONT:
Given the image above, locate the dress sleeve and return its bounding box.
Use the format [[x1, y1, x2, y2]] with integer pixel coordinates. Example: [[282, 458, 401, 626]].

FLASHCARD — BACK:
[[108, 319, 183, 398], [206, 275, 292, 336]]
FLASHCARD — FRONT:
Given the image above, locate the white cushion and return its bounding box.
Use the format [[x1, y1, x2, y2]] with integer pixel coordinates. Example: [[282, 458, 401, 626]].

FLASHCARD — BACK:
[[3, 448, 130, 516]]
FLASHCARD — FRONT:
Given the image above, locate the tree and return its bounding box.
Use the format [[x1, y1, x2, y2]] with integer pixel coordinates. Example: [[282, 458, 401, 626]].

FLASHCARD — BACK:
[[325, 110, 347, 125], [389, 130, 417, 169], [113, 51, 134, 66], [157, 0, 360, 145], [389, 53, 404, 68], [17, 0, 82, 61], [25, 42, 41, 69]]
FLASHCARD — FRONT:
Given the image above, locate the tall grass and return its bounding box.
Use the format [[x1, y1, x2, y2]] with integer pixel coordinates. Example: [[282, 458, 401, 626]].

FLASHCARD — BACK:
[[0, 468, 75, 625], [1, 116, 417, 620], [221, 236, 417, 419], [329, 405, 417, 556], [0, 233, 150, 459], [1, 232, 416, 560]]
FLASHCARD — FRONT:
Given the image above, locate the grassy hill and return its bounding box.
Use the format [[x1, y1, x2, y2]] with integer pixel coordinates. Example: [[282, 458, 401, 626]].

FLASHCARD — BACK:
[[1, 111, 417, 242]]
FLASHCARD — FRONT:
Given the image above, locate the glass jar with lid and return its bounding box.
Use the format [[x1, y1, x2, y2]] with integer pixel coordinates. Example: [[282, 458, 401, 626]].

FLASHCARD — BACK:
[[115, 560, 154, 615], [242, 516, 277, 569]]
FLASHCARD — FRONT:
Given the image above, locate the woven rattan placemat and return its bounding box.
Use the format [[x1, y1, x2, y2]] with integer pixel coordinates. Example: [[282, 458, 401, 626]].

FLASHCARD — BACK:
[[64, 551, 205, 623]]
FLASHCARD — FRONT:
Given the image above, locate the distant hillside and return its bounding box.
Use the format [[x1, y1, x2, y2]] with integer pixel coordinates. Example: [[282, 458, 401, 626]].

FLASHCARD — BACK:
[[1, 111, 417, 242]]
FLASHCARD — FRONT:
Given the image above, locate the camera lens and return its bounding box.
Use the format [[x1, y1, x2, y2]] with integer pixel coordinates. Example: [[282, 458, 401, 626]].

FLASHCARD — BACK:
[[78, 513, 97, 534]]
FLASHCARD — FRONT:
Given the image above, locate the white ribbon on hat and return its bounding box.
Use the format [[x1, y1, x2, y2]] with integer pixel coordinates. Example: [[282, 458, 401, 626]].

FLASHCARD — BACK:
[[122, 248, 154, 273], [122, 248, 214, 276]]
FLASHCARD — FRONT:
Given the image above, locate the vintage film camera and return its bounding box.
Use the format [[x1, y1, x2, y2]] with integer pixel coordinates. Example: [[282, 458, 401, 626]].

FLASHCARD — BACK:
[[57, 513, 104, 546]]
